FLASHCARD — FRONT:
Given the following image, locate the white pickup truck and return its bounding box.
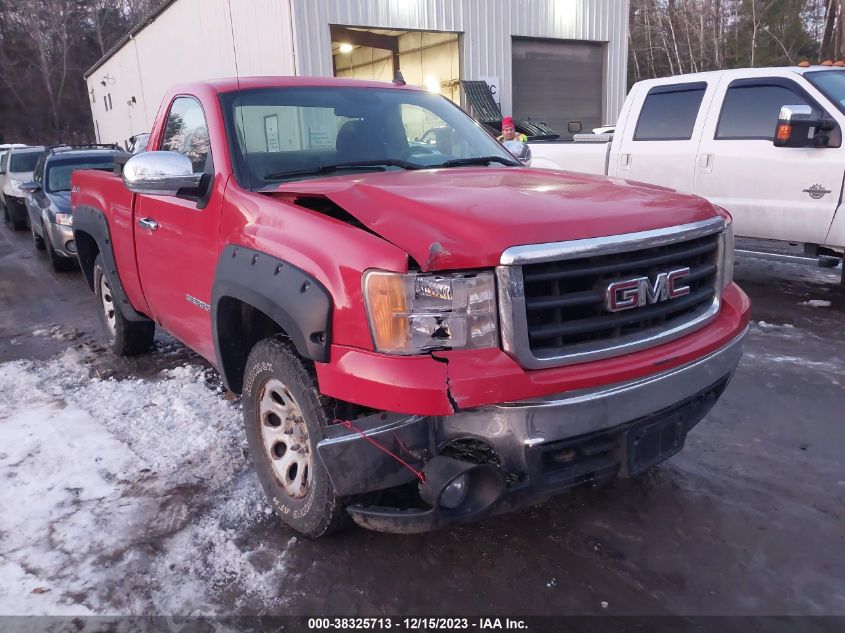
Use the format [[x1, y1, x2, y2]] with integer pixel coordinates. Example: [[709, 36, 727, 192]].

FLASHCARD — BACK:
[[530, 66, 845, 275]]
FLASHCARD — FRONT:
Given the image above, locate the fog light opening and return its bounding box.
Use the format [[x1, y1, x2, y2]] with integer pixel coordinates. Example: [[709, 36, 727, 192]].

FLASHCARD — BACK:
[[65, 240, 77, 254], [439, 473, 469, 509]]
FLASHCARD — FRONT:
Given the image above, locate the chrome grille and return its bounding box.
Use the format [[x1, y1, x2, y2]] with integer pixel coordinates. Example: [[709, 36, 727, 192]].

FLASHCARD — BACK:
[[497, 218, 726, 370]]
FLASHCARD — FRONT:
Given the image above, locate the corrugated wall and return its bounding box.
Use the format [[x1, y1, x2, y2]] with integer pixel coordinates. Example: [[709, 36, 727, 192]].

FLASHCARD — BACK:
[[88, 0, 627, 145], [88, 0, 295, 146], [292, 0, 629, 121]]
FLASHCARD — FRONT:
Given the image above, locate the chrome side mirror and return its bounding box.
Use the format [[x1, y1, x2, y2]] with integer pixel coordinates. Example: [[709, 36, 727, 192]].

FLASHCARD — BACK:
[[503, 140, 532, 166], [123, 151, 202, 196], [20, 181, 40, 193]]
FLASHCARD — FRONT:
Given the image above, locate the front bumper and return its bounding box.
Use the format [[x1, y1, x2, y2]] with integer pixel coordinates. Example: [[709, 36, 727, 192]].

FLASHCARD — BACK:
[[318, 327, 746, 533], [44, 221, 76, 258]]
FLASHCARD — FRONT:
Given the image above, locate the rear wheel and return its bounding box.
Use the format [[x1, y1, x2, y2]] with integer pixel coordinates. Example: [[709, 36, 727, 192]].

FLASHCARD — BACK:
[[242, 338, 348, 537], [93, 254, 155, 355]]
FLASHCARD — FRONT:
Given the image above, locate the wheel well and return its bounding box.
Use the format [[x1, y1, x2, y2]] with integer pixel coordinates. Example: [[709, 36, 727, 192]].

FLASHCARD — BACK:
[[75, 230, 100, 291], [216, 297, 290, 394]]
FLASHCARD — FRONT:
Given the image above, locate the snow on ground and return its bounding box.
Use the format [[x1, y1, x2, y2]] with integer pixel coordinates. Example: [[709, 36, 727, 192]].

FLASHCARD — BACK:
[[800, 299, 833, 308], [0, 345, 294, 615]]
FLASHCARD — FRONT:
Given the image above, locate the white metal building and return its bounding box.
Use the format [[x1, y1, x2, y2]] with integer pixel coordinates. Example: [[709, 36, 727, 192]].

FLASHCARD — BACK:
[[85, 0, 629, 146]]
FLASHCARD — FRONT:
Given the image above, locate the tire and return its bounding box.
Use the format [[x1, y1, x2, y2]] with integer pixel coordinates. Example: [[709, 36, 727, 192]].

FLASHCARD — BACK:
[[93, 254, 155, 355], [32, 222, 45, 251], [8, 200, 27, 231], [44, 222, 74, 272], [242, 337, 348, 537]]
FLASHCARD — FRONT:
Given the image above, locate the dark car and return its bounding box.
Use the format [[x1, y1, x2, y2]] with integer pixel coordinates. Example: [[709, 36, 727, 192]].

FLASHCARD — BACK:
[[24, 146, 126, 271]]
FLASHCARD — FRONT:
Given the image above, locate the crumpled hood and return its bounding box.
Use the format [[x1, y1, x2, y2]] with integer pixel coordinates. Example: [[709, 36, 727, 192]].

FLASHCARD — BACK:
[[272, 167, 719, 270]]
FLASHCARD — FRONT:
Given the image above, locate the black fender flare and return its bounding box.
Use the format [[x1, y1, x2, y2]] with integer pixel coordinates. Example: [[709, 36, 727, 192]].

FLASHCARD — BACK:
[[211, 245, 333, 392], [72, 204, 151, 322]]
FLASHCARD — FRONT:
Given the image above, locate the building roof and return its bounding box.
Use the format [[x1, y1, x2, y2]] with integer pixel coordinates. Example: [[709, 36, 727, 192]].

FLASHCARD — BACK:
[[84, 0, 178, 79]]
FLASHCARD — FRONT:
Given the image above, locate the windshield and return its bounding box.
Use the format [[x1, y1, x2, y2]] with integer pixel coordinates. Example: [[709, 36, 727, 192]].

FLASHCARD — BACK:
[[10, 150, 42, 173], [804, 70, 845, 115], [46, 157, 114, 193], [221, 86, 516, 189]]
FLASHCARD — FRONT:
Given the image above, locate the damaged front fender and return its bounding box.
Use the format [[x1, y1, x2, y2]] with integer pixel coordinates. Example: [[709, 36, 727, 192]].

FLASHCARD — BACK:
[[315, 345, 455, 415]]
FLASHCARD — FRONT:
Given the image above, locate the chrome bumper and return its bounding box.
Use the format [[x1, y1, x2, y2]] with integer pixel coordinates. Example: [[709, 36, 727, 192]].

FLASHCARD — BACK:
[[344, 330, 746, 533], [319, 328, 746, 500], [435, 327, 746, 474]]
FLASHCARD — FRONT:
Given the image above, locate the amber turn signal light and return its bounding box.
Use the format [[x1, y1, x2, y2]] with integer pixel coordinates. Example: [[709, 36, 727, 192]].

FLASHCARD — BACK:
[[363, 272, 409, 352]]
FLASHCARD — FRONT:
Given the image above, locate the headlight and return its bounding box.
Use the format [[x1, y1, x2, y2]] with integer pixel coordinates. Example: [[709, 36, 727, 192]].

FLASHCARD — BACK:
[[363, 270, 498, 354], [10, 179, 23, 196], [54, 213, 73, 226], [722, 217, 734, 290]]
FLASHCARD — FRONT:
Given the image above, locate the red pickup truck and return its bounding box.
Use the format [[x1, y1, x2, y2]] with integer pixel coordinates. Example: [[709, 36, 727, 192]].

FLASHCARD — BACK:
[[71, 76, 750, 536]]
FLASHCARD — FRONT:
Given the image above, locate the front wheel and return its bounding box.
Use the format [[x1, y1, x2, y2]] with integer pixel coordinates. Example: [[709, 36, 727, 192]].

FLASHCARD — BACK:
[[93, 254, 155, 355], [6, 200, 26, 231], [32, 222, 45, 251], [242, 338, 348, 537]]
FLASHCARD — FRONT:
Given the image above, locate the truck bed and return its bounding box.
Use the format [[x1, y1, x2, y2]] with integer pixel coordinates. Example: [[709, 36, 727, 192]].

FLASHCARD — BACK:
[[71, 168, 145, 312], [529, 138, 611, 175]]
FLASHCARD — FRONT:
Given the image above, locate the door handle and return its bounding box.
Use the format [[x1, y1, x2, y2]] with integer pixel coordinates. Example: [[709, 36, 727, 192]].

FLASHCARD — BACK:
[[620, 153, 632, 170], [699, 153, 713, 172], [138, 217, 159, 231]]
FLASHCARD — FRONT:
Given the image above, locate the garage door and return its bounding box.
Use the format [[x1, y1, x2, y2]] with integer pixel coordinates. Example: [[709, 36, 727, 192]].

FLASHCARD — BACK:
[[512, 38, 605, 139]]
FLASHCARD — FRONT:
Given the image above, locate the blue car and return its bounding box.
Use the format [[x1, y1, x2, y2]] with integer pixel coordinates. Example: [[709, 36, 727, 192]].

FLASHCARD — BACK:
[[23, 146, 126, 271]]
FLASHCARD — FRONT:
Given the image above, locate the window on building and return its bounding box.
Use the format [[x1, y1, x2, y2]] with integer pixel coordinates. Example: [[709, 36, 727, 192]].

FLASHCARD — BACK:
[[634, 82, 707, 141], [161, 96, 212, 173], [716, 82, 815, 140]]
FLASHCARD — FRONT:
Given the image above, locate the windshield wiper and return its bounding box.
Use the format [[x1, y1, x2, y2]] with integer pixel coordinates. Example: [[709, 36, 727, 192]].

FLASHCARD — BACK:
[[435, 156, 520, 168], [264, 159, 424, 181]]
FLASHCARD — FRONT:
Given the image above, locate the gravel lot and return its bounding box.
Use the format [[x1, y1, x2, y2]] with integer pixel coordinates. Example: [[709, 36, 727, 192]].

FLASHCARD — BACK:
[[1, 225, 843, 617]]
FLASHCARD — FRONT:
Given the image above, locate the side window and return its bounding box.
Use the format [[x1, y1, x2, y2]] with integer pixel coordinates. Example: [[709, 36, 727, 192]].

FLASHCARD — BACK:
[[716, 82, 816, 140], [34, 156, 45, 184], [634, 82, 707, 141], [161, 96, 212, 173], [400, 104, 468, 158]]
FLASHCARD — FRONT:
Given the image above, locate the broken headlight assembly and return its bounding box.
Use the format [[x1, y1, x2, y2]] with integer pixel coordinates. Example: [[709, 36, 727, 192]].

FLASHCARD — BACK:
[[363, 270, 498, 354]]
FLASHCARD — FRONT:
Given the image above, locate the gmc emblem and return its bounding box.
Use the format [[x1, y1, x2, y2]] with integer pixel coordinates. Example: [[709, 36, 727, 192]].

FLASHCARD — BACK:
[[605, 268, 691, 313]]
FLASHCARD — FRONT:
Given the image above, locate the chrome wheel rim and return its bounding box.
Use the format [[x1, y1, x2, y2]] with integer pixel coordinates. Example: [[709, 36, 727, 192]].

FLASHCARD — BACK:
[[258, 378, 312, 499], [100, 273, 116, 334]]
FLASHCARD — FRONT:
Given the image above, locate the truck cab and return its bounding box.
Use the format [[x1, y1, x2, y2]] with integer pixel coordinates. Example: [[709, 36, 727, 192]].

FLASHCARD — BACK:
[[530, 66, 845, 265]]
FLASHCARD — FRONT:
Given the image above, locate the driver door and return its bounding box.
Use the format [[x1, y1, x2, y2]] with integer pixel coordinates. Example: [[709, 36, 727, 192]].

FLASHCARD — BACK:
[[694, 76, 843, 244], [134, 96, 222, 360]]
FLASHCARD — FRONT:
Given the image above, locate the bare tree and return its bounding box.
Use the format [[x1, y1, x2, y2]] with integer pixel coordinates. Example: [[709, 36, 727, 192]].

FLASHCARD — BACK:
[[16, 0, 74, 133]]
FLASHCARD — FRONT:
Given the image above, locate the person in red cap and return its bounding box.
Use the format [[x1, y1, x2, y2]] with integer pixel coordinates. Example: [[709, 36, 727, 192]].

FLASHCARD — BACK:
[[498, 116, 527, 143]]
